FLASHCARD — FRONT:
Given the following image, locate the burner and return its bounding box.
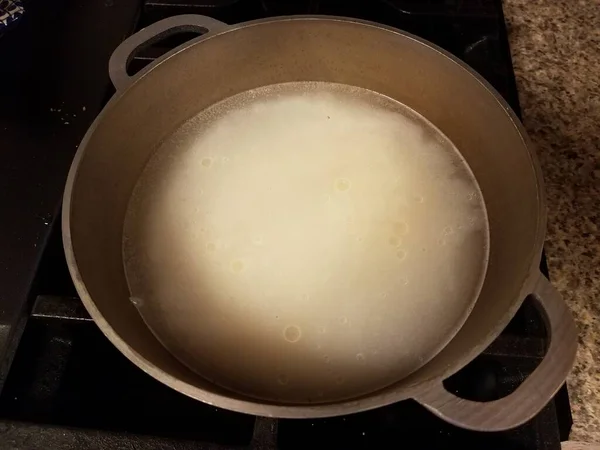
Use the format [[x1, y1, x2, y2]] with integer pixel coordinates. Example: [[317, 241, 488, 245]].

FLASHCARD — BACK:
[[0, 0, 571, 449]]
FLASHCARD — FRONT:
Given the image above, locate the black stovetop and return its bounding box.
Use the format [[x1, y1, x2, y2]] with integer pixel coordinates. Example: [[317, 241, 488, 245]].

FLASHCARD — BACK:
[[0, 1, 572, 449]]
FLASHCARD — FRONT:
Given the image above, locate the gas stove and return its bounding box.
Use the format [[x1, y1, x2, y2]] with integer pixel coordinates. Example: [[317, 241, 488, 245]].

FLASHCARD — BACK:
[[0, 1, 572, 449]]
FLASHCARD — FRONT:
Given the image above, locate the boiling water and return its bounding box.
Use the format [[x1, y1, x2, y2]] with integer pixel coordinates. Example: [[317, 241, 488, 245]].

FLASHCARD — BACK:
[[122, 82, 489, 403]]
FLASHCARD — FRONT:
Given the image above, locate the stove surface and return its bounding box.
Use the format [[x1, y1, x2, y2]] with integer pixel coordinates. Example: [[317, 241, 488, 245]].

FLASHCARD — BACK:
[[0, 1, 572, 449]]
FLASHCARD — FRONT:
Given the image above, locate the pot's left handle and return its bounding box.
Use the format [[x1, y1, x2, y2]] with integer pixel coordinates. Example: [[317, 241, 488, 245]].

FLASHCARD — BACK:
[[413, 274, 578, 431], [108, 15, 229, 91]]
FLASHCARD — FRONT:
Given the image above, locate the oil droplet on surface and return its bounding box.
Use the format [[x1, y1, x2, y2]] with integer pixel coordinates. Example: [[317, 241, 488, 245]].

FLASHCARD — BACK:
[[356, 353, 366, 364], [334, 178, 351, 192], [396, 249, 407, 261], [231, 260, 245, 273], [284, 325, 302, 343], [201, 157, 213, 168], [393, 221, 408, 236], [277, 374, 289, 385]]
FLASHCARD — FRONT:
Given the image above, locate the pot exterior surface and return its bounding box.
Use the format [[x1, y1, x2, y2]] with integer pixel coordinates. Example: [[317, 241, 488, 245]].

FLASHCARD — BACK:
[[63, 17, 546, 417]]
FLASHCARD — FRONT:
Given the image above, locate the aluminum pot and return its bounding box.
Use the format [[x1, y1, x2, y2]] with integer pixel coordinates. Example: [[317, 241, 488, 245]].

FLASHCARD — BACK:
[[62, 15, 577, 431]]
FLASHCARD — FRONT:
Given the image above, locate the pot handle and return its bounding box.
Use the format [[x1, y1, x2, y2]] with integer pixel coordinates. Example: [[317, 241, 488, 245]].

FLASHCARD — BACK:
[[108, 15, 229, 91], [413, 273, 577, 431]]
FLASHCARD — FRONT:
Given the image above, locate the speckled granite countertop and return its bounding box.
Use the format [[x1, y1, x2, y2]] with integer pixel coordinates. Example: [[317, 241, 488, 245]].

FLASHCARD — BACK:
[[503, 0, 600, 442]]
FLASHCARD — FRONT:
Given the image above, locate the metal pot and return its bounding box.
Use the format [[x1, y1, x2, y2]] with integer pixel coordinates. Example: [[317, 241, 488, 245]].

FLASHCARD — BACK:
[[62, 15, 577, 431]]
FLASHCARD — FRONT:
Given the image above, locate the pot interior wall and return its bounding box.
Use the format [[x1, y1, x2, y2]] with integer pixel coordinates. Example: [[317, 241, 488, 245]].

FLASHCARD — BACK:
[[66, 18, 543, 405]]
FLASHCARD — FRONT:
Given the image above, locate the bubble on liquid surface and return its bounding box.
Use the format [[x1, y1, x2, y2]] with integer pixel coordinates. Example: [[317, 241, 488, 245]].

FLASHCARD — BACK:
[[396, 249, 407, 261], [230, 259, 245, 273], [323, 354, 331, 364], [335, 375, 345, 385], [277, 374, 289, 385], [393, 221, 408, 236], [340, 316, 350, 325], [356, 353, 366, 364], [284, 325, 302, 343], [334, 178, 351, 192], [206, 242, 216, 252]]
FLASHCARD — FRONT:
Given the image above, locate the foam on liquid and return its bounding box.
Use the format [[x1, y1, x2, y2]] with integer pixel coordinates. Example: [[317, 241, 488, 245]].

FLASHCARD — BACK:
[[123, 82, 489, 403]]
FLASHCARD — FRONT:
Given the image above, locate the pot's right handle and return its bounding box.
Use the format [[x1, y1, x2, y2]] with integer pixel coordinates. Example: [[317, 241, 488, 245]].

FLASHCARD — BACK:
[[108, 15, 229, 92], [414, 274, 578, 431]]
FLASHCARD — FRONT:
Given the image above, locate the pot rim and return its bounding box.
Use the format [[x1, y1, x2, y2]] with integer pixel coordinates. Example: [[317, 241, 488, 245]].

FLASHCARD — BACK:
[[62, 15, 547, 418]]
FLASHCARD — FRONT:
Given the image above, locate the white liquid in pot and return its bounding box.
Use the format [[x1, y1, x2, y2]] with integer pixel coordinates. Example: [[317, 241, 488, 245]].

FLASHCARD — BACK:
[[122, 82, 489, 403]]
